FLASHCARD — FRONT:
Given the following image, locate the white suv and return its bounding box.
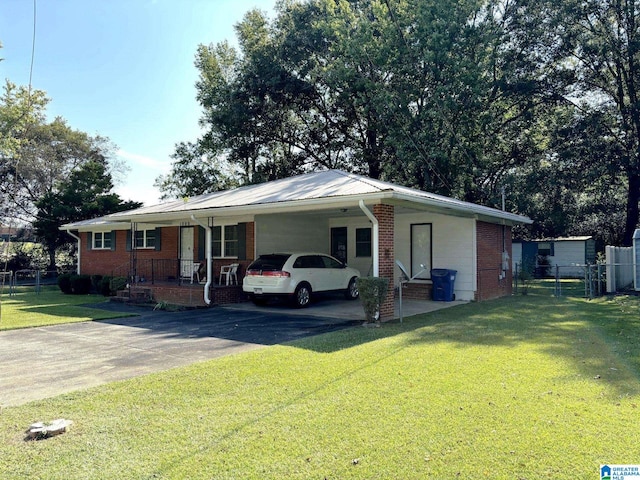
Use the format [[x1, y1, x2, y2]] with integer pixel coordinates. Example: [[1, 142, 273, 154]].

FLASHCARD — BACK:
[[243, 253, 360, 307]]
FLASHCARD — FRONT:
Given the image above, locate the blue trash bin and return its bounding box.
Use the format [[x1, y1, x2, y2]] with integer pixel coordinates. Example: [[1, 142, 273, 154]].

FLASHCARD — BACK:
[[431, 269, 457, 301]]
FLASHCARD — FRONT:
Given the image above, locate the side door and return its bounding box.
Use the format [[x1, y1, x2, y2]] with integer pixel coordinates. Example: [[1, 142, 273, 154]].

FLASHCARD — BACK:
[[292, 255, 324, 292], [320, 254, 348, 291]]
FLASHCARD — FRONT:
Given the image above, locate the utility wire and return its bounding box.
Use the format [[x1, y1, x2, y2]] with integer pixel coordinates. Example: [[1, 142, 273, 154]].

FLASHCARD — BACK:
[[1, 0, 38, 318]]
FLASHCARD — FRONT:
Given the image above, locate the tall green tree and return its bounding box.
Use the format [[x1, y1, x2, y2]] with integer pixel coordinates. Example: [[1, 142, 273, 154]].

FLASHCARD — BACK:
[[34, 161, 141, 269], [503, 0, 640, 244]]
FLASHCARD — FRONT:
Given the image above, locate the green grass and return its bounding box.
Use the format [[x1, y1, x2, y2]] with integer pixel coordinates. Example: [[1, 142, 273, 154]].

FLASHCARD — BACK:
[[0, 286, 133, 330], [1, 290, 640, 478]]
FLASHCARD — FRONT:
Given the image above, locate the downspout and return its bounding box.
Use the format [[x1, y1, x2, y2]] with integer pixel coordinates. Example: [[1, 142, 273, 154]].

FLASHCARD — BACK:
[[65, 230, 82, 275], [359, 200, 379, 277], [191, 215, 212, 305]]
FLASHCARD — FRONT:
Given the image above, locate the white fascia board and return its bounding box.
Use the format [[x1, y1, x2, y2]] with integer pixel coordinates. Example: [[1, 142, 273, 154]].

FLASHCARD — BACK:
[[390, 192, 532, 225], [105, 192, 391, 224]]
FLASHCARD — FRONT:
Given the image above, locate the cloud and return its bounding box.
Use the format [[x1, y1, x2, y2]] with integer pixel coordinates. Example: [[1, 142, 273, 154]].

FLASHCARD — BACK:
[[116, 149, 168, 170]]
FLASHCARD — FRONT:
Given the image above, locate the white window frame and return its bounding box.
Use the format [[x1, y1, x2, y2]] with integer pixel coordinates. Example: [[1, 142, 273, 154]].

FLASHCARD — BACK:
[[212, 224, 239, 258], [134, 229, 156, 249], [93, 231, 112, 250]]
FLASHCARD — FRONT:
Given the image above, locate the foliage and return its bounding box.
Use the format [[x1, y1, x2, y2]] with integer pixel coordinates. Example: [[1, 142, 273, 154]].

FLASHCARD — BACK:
[[1, 293, 640, 477], [33, 161, 142, 269], [1, 242, 46, 273], [57, 273, 73, 294], [57, 274, 93, 295], [69, 274, 92, 295], [357, 276, 389, 323], [98, 275, 127, 296], [156, 0, 640, 246]]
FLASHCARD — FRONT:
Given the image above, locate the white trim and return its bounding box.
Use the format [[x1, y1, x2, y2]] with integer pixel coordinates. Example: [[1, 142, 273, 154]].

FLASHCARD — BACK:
[[190, 215, 212, 306], [359, 200, 379, 277]]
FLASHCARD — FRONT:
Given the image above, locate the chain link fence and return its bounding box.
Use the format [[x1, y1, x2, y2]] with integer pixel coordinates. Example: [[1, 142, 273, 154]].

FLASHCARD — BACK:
[[513, 263, 612, 299], [0, 269, 67, 295]]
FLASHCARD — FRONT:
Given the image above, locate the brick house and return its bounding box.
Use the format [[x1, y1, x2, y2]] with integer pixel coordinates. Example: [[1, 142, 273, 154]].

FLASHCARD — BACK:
[[61, 170, 531, 318]]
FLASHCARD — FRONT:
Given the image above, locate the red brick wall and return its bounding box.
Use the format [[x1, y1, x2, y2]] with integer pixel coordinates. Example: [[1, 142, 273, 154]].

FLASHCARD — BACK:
[[81, 227, 179, 277], [374, 204, 395, 321], [80, 224, 255, 281], [476, 221, 512, 301]]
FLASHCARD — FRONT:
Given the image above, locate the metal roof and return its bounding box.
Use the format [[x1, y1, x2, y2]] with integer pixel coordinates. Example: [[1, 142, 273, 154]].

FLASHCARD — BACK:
[[62, 169, 532, 229]]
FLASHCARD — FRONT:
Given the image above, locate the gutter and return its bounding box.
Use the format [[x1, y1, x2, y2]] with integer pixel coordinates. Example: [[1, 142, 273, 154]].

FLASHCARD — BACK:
[[190, 215, 212, 305], [65, 230, 82, 275], [358, 200, 379, 277]]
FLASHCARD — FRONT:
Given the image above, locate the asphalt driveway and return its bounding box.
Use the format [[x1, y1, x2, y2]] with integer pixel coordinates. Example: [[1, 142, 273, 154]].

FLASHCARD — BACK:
[[0, 302, 361, 407]]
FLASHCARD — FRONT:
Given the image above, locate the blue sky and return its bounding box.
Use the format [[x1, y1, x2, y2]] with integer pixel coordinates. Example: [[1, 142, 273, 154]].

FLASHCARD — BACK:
[[0, 0, 277, 206]]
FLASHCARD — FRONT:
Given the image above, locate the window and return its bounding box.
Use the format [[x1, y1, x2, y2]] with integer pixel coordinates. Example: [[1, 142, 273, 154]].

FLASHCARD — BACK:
[[93, 232, 112, 250], [411, 223, 432, 279], [212, 224, 238, 258], [134, 229, 156, 249], [537, 242, 554, 257], [355, 228, 372, 257]]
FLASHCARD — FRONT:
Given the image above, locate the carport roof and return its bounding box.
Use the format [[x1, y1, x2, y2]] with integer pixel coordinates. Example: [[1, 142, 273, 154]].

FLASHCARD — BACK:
[[61, 169, 532, 229]]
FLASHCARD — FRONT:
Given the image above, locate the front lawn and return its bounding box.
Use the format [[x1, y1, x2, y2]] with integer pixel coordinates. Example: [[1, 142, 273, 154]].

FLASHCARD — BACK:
[[1, 291, 639, 478], [0, 286, 132, 330]]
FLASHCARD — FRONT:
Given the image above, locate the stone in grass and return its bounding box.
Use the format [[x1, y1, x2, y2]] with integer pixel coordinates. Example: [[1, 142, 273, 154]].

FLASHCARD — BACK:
[[26, 419, 72, 440]]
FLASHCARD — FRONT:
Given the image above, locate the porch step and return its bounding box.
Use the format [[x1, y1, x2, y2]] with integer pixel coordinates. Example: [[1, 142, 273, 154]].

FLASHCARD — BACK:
[[114, 287, 153, 304]]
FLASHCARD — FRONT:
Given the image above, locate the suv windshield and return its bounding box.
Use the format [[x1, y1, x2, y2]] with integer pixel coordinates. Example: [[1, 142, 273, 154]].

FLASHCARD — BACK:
[[247, 254, 291, 271]]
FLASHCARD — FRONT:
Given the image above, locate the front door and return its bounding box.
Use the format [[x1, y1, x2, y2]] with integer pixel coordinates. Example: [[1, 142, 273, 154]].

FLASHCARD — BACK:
[[180, 227, 194, 279], [331, 227, 347, 264]]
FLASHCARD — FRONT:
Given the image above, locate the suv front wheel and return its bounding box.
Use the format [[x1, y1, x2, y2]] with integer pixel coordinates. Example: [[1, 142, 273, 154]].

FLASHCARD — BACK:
[[293, 283, 312, 308], [345, 277, 359, 300]]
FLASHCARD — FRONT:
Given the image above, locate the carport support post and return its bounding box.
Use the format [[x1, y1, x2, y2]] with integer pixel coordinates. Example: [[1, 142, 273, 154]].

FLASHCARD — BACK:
[[374, 204, 395, 321]]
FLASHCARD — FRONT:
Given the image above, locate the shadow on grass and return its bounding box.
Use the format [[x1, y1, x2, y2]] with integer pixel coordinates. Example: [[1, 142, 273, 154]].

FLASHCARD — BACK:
[[290, 291, 640, 399]]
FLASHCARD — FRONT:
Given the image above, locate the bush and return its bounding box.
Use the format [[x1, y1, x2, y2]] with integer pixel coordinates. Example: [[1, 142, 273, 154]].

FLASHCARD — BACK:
[[99, 276, 113, 296], [70, 274, 92, 295], [99, 276, 127, 296], [110, 276, 127, 293], [357, 276, 390, 323], [90, 275, 103, 293], [58, 273, 73, 294]]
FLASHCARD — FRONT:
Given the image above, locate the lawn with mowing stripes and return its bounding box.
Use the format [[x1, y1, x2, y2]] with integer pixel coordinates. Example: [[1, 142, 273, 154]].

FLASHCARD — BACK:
[[1, 292, 639, 479], [0, 286, 132, 330]]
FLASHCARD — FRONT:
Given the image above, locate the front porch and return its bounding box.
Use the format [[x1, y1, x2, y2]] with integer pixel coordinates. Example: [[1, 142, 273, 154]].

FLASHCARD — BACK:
[[115, 282, 246, 307], [111, 257, 251, 307]]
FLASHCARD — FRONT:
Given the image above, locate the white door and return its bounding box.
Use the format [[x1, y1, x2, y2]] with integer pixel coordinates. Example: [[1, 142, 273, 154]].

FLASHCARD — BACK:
[[181, 227, 194, 278]]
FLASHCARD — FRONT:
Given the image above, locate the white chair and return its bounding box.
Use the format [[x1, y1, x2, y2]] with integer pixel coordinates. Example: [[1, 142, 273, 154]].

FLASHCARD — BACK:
[[219, 263, 239, 285], [191, 262, 202, 284]]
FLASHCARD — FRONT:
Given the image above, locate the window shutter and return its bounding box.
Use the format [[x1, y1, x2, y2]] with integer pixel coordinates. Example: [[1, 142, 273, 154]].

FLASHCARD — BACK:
[[126, 230, 132, 252], [237, 223, 247, 260], [87, 232, 93, 251], [154, 227, 162, 251], [198, 226, 205, 260], [110, 231, 116, 251], [550, 242, 555, 256]]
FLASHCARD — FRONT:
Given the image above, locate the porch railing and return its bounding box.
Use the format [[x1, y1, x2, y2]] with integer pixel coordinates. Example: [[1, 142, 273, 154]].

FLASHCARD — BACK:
[[111, 259, 198, 286]]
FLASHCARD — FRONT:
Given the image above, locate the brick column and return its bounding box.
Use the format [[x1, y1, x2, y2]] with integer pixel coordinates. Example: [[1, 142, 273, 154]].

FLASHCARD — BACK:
[[374, 204, 395, 321]]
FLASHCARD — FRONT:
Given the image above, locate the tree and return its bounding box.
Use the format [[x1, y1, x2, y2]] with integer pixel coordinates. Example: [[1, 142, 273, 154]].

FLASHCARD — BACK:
[[33, 161, 141, 269], [501, 0, 640, 244], [1, 114, 118, 223], [164, 0, 547, 208]]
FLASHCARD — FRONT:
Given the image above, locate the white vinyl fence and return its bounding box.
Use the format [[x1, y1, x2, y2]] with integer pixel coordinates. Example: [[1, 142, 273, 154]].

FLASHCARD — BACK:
[[605, 246, 634, 293]]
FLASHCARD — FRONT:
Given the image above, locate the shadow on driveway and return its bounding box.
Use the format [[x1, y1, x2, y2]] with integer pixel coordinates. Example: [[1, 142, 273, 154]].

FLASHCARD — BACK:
[[0, 302, 360, 407]]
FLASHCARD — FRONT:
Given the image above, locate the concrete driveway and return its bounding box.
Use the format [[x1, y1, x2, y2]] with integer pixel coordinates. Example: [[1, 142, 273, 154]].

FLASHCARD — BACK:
[[0, 302, 361, 407]]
